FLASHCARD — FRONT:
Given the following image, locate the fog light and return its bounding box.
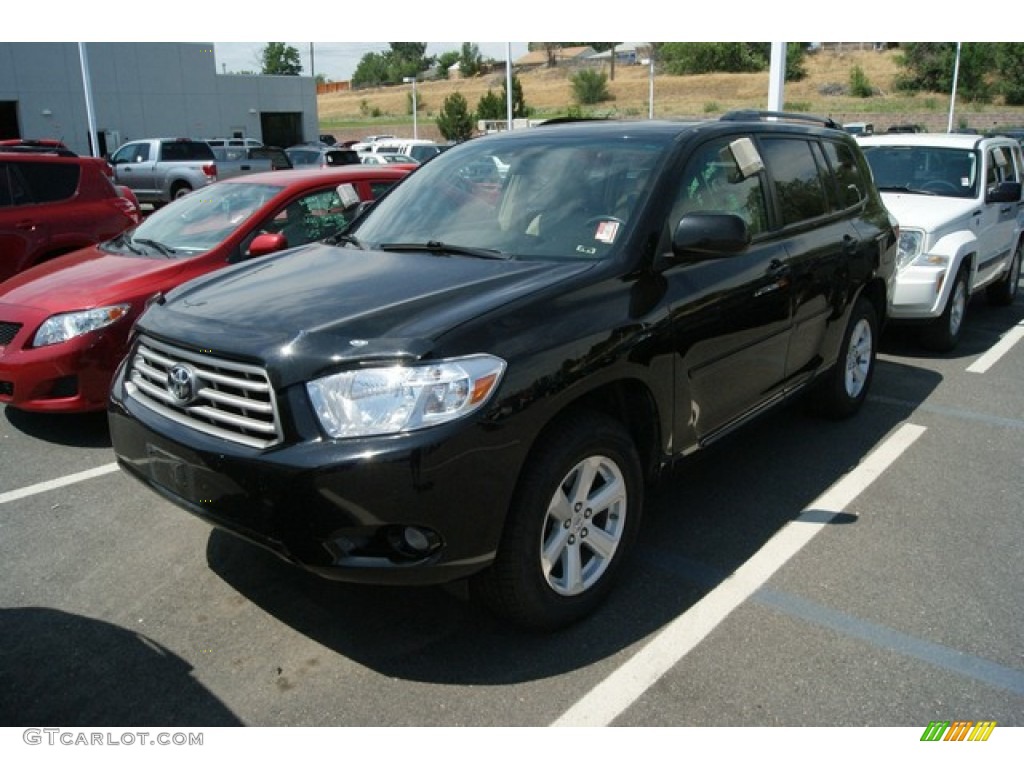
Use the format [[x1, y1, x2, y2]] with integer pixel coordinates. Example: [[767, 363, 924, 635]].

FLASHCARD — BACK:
[[402, 526, 439, 554]]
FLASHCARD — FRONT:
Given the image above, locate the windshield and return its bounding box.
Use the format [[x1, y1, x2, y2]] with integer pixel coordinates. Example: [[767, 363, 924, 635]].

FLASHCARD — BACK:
[[861, 145, 979, 198], [109, 182, 281, 257], [352, 132, 666, 261]]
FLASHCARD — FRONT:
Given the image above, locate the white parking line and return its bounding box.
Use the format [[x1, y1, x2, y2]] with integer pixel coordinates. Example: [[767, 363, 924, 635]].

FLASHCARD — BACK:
[[966, 320, 1024, 374], [551, 422, 927, 727], [0, 462, 120, 505]]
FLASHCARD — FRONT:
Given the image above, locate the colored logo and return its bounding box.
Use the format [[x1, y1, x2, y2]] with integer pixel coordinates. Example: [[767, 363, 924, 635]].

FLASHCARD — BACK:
[[920, 721, 997, 741]]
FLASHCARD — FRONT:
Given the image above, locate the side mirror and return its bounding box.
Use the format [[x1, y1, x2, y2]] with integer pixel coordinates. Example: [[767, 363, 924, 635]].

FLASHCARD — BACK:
[[672, 213, 750, 260], [248, 232, 287, 257], [986, 180, 1022, 204]]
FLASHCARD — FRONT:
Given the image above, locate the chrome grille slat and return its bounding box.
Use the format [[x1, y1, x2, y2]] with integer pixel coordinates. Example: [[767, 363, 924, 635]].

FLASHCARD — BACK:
[[126, 335, 283, 449], [188, 405, 278, 433]]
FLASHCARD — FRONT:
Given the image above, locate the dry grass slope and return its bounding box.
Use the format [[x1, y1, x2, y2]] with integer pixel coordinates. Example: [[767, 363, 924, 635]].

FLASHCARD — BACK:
[[318, 48, 1024, 143]]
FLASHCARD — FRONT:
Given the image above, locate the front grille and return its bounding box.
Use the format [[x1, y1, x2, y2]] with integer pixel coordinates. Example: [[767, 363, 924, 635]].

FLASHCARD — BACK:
[[0, 321, 22, 346], [0, 381, 12, 397], [125, 336, 282, 449]]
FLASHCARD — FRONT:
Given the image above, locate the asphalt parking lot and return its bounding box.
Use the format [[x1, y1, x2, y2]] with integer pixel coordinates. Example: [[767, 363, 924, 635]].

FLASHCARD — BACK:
[[1, 288, 1022, 735]]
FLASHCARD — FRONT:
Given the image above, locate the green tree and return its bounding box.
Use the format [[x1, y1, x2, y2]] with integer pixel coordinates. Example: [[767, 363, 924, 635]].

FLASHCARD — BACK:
[[571, 69, 612, 105], [476, 89, 505, 120], [436, 92, 475, 142], [655, 42, 807, 81], [352, 51, 390, 87], [506, 74, 529, 118], [351, 43, 431, 88], [436, 50, 460, 80], [995, 43, 1024, 105], [895, 43, 996, 102], [261, 43, 302, 75], [459, 43, 482, 78]]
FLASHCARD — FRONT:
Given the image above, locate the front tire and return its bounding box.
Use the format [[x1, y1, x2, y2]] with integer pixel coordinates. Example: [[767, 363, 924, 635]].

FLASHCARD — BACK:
[[922, 267, 969, 351], [986, 239, 1021, 307], [811, 296, 877, 419], [471, 411, 643, 631]]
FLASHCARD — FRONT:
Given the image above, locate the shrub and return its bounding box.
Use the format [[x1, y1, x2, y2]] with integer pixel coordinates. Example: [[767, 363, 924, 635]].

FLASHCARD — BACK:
[[571, 69, 613, 105], [850, 66, 874, 98]]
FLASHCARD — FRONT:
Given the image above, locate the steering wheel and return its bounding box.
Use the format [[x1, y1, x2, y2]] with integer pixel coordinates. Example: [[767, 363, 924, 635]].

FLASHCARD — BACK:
[[920, 180, 961, 195]]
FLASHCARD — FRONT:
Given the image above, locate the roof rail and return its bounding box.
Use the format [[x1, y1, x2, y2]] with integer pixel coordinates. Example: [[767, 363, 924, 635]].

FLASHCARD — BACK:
[[719, 110, 842, 131], [0, 139, 78, 157]]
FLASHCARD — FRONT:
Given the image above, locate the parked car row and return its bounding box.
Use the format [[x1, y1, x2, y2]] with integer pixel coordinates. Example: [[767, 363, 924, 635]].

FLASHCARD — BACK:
[[4, 113, 1022, 632]]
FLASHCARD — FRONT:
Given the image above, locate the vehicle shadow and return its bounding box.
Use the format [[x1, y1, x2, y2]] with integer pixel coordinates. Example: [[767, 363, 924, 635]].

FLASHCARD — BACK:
[[879, 288, 1024, 361], [203, 357, 942, 686], [0, 607, 240, 726], [2, 408, 111, 448]]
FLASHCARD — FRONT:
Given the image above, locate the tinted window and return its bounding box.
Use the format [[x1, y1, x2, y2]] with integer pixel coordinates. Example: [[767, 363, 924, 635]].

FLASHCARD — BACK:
[[0, 165, 11, 206], [670, 136, 769, 236], [822, 140, 868, 209], [17, 162, 80, 203], [760, 137, 828, 225], [161, 141, 215, 161], [325, 150, 360, 166]]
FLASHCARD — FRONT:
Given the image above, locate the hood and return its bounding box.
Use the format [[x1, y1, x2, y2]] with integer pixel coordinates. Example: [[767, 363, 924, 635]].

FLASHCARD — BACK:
[[140, 243, 596, 385], [0, 247, 188, 313], [877, 192, 980, 234]]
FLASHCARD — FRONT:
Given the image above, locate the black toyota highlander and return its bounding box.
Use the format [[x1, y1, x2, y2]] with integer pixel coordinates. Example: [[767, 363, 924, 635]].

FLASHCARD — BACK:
[[109, 113, 897, 630]]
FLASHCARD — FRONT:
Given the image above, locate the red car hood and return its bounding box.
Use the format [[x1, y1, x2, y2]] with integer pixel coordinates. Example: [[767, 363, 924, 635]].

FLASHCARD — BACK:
[[0, 247, 190, 313]]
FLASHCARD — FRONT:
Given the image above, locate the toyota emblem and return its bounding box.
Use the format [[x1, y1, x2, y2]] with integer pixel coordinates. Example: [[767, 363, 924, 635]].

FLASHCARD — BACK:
[[167, 364, 198, 405]]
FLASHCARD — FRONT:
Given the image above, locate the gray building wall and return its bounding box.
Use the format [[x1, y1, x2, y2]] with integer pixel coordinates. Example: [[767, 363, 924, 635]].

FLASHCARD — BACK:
[[0, 42, 318, 155]]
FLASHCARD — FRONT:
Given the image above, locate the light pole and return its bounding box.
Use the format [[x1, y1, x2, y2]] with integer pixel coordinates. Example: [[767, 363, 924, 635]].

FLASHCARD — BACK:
[[403, 76, 418, 139]]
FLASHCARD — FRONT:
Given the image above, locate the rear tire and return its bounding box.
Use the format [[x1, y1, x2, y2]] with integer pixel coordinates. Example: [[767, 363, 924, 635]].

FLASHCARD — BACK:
[[811, 296, 877, 419], [921, 267, 968, 351], [171, 183, 193, 200], [471, 411, 643, 631]]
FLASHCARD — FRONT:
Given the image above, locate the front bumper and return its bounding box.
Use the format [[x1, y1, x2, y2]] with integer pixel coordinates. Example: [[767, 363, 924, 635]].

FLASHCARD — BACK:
[[108, 367, 526, 586], [888, 264, 949, 321], [0, 325, 126, 413]]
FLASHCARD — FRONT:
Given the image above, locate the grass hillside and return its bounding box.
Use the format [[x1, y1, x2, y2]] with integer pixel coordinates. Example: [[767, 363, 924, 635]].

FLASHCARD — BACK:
[[318, 47, 1024, 143]]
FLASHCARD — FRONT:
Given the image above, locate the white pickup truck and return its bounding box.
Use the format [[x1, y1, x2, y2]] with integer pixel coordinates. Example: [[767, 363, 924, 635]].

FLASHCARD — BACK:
[[108, 138, 218, 206], [859, 133, 1024, 350]]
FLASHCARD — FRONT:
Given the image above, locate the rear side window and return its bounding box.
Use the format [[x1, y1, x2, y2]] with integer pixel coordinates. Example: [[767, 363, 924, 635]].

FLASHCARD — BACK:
[[325, 150, 359, 166], [13, 161, 80, 203], [0, 164, 12, 206], [161, 141, 215, 161], [822, 140, 870, 209], [759, 137, 828, 226]]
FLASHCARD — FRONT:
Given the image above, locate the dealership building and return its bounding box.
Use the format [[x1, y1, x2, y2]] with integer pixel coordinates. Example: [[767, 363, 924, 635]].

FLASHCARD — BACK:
[[0, 42, 318, 156]]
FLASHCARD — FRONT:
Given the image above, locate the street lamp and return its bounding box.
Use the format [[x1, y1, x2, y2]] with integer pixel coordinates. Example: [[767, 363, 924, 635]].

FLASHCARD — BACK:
[[403, 76, 418, 139]]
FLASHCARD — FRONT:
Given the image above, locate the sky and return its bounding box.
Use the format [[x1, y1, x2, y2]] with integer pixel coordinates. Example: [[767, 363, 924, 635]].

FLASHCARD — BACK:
[[213, 43, 531, 82]]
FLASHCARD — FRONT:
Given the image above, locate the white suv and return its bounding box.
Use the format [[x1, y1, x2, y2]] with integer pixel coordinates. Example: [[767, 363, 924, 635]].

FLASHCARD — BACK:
[[859, 133, 1023, 350]]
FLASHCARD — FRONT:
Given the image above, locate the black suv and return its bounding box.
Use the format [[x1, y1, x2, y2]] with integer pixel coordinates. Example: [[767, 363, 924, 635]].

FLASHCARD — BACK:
[[110, 113, 897, 630]]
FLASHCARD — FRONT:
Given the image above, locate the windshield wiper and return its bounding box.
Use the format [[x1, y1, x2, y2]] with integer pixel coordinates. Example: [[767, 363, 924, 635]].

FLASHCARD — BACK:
[[326, 232, 365, 249], [378, 240, 510, 260], [133, 237, 177, 257], [109, 232, 145, 255]]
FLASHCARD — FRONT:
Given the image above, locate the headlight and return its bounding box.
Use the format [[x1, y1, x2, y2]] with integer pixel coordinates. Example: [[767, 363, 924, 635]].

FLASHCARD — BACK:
[[32, 304, 132, 347], [306, 354, 506, 438], [896, 230, 924, 270]]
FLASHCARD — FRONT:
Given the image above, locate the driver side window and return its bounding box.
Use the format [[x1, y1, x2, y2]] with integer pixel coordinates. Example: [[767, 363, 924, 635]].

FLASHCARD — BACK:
[[669, 137, 768, 237]]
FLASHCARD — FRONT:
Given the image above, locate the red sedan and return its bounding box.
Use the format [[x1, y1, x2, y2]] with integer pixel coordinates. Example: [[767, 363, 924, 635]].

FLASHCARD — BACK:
[[0, 166, 408, 413]]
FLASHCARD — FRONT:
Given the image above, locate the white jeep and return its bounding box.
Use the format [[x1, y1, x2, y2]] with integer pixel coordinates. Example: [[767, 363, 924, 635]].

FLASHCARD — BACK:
[[858, 133, 1023, 350]]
